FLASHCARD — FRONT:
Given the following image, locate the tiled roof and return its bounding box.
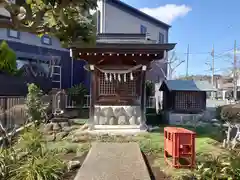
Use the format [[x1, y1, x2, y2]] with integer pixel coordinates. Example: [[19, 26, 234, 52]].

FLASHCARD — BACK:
[[160, 80, 217, 92]]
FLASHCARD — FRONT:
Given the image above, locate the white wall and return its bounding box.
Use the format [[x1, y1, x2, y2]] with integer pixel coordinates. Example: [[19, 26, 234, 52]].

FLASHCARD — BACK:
[[97, 1, 169, 82], [102, 2, 168, 43]]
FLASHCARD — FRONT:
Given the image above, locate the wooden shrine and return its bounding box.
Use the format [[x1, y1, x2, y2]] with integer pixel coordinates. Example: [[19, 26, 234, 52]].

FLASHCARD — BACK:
[[71, 33, 176, 130]]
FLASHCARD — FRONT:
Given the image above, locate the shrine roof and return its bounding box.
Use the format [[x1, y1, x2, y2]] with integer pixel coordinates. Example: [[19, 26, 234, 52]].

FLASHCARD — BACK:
[[71, 33, 176, 54], [160, 80, 217, 92]]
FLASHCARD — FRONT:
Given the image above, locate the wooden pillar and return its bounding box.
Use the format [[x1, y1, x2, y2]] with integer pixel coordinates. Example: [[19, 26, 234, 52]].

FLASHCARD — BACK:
[[140, 65, 148, 130], [89, 65, 96, 130], [3, 97, 7, 128]]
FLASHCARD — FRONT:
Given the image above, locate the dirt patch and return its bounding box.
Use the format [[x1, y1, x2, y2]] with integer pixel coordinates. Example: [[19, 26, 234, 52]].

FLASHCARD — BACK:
[[142, 152, 171, 180], [60, 152, 88, 180]]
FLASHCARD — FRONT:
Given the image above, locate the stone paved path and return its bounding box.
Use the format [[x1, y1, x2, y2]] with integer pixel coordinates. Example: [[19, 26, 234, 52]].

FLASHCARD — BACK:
[[74, 142, 151, 180]]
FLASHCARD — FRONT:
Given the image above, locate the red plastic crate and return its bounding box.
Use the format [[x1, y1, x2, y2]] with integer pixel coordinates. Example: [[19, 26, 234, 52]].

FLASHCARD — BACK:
[[164, 127, 196, 169]]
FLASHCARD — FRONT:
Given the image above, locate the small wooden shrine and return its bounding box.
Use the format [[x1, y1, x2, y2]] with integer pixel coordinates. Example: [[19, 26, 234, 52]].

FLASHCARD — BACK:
[[72, 33, 176, 130], [160, 80, 216, 113]]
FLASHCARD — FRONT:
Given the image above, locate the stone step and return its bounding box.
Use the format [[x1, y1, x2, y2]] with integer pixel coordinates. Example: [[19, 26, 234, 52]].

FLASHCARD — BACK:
[[74, 143, 151, 180]]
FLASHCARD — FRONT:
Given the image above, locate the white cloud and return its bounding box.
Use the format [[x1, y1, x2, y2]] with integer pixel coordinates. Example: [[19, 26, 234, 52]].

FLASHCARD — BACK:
[[140, 4, 192, 24]]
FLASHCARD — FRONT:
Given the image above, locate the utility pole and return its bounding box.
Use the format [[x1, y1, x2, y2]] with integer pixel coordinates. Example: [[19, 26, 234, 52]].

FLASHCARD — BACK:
[[186, 44, 189, 77], [233, 40, 237, 101], [211, 44, 215, 99]]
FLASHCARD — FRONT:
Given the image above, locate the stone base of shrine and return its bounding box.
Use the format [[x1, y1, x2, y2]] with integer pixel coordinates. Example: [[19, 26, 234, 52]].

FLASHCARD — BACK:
[[93, 105, 143, 126]]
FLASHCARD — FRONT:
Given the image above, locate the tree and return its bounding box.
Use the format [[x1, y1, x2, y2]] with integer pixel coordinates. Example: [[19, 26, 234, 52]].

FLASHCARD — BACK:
[[0, 40, 18, 75], [0, 0, 97, 47], [221, 104, 240, 149], [155, 51, 185, 80]]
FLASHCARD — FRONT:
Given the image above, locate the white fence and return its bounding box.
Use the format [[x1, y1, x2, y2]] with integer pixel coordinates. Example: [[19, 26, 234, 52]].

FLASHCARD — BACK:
[[66, 95, 156, 108]]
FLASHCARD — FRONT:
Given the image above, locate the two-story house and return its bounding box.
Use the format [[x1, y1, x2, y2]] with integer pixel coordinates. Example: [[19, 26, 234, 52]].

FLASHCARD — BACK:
[[0, 0, 172, 93], [0, 1, 89, 91], [96, 0, 171, 82]]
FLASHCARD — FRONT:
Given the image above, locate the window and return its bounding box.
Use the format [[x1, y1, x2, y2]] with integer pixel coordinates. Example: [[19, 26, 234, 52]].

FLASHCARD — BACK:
[[174, 92, 204, 111], [41, 35, 52, 45], [159, 32, 164, 43], [140, 25, 147, 34], [99, 72, 136, 96], [97, 10, 101, 33], [7, 29, 20, 39]]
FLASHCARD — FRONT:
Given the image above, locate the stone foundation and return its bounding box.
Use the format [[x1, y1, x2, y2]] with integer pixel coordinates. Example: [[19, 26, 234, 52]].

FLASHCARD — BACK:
[[166, 111, 214, 126], [93, 106, 142, 125]]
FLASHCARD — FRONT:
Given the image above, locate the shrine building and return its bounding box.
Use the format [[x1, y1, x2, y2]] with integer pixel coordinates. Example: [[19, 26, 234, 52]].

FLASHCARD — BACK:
[[71, 33, 176, 130]]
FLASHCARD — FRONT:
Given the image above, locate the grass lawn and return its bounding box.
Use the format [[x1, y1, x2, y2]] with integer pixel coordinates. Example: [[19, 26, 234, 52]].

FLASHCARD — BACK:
[[137, 125, 227, 179], [44, 120, 226, 180]]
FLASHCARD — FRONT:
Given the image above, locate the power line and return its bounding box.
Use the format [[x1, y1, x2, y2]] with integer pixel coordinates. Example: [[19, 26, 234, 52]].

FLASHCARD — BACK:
[[234, 40, 237, 100], [186, 44, 189, 77]]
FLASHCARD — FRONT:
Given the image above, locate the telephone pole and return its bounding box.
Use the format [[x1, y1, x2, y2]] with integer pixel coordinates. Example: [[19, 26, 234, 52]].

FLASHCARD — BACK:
[[233, 40, 237, 101], [211, 44, 215, 99], [186, 44, 189, 77]]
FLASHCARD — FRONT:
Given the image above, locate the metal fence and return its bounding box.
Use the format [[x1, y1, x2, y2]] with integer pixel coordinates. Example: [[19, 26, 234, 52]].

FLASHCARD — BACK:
[[0, 96, 27, 130]]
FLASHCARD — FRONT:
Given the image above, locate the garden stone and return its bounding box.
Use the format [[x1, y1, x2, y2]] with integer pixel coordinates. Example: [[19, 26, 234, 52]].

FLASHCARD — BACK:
[[137, 116, 141, 125], [79, 124, 89, 131], [53, 123, 61, 131], [109, 117, 118, 125], [106, 107, 114, 118], [45, 134, 55, 142], [118, 115, 129, 125], [94, 107, 101, 116], [43, 123, 53, 133], [60, 122, 70, 129], [126, 106, 135, 117], [94, 115, 99, 124], [62, 126, 72, 132], [114, 107, 128, 118], [67, 160, 81, 171], [100, 107, 108, 116], [129, 116, 137, 125], [55, 131, 69, 141], [99, 116, 108, 125], [72, 135, 90, 143]]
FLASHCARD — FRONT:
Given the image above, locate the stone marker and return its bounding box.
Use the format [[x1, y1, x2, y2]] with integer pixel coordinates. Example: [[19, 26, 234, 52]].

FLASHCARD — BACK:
[[74, 142, 150, 180]]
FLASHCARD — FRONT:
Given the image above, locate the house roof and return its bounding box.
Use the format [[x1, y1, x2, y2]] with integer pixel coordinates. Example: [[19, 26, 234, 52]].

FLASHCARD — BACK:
[[160, 80, 217, 92], [107, 0, 171, 29], [71, 33, 176, 53]]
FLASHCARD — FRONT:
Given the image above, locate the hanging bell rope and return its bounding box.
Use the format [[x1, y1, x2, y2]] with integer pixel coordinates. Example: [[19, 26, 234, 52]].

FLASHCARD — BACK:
[[109, 73, 112, 82], [130, 72, 134, 80], [118, 74, 121, 82], [105, 73, 108, 81], [124, 74, 127, 82]]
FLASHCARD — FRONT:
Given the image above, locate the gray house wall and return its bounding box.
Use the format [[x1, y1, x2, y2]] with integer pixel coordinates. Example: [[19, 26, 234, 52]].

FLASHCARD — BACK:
[[97, 0, 170, 83]]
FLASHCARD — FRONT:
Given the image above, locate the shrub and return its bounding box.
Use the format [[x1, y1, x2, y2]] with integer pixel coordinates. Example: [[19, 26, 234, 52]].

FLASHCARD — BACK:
[[16, 127, 44, 154], [0, 148, 18, 179], [0, 126, 66, 180], [146, 80, 154, 98], [13, 153, 65, 180], [0, 41, 17, 75], [195, 151, 240, 180], [220, 104, 240, 149], [67, 83, 88, 107], [26, 83, 47, 124]]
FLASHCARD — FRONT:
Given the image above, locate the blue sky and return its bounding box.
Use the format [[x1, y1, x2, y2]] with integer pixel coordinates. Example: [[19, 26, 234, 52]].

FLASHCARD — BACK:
[[122, 0, 240, 77]]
